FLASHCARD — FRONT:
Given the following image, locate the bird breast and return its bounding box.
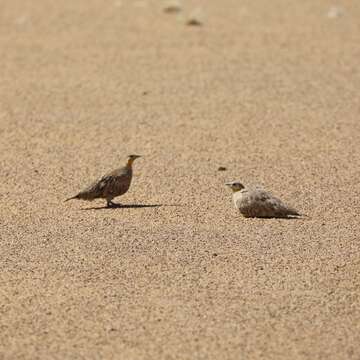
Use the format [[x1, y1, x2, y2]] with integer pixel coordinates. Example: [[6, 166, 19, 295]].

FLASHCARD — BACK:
[[233, 190, 246, 209]]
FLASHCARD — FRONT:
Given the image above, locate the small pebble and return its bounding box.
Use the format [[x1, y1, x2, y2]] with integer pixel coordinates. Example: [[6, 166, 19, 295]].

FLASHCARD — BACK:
[[163, 0, 182, 13], [186, 8, 204, 26], [218, 166, 227, 171]]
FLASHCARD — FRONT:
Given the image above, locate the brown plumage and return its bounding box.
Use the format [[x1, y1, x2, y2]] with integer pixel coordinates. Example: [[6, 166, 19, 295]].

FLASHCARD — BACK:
[[65, 155, 141, 207], [225, 181, 302, 218]]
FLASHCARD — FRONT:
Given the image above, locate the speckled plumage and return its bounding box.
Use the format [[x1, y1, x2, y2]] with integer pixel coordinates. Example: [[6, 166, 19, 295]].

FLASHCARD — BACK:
[[65, 155, 141, 207], [226, 182, 301, 218]]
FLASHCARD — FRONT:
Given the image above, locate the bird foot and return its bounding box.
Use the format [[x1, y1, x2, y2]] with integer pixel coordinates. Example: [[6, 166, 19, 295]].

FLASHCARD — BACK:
[[107, 201, 121, 208]]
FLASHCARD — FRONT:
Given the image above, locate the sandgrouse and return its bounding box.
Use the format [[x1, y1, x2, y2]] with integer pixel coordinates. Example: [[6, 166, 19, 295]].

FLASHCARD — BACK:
[[225, 181, 301, 218], [65, 155, 141, 207]]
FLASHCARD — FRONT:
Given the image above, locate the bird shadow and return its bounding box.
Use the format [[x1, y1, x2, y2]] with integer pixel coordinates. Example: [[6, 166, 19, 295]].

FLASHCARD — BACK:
[[254, 215, 307, 220], [81, 203, 174, 211]]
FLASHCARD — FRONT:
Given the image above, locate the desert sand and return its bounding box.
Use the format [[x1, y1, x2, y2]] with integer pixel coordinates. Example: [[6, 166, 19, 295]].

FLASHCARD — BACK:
[[1, 0, 360, 359]]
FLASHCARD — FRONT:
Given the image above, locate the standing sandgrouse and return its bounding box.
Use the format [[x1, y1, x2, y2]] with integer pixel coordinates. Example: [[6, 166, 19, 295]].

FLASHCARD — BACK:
[[65, 155, 141, 207], [225, 181, 301, 218]]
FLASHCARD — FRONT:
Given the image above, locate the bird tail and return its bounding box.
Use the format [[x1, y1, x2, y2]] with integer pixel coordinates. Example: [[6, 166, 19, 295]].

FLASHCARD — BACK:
[[292, 210, 310, 218], [64, 195, 79, 202]]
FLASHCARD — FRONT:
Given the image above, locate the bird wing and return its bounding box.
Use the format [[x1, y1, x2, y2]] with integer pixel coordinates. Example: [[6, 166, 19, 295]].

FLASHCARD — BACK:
[[251, 189, 298, 217], [76, 172, 112, 197], [83, 166, 128, 194], [75, 166, 132, 200]]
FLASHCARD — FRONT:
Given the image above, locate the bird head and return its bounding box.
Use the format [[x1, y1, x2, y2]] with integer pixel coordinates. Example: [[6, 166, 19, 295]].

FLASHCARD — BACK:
[[127, 154, 142, 167], [225, 181, 245, 192], [128, 154, 141, 160]]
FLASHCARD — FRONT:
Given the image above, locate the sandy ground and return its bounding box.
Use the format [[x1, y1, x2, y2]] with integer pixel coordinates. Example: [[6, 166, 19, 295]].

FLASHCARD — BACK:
[[1, 0, 360, 359]]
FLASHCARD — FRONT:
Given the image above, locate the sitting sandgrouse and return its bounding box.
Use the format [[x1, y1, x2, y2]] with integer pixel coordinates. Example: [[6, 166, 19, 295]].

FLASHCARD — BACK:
[[225, 181, 301, 218]]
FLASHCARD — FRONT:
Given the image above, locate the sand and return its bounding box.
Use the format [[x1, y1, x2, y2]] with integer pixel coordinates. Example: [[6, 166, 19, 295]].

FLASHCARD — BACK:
[[1, 0, 360, 359]]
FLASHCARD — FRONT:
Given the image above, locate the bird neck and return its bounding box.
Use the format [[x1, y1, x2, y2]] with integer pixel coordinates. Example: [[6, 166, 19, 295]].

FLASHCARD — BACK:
[[126, 158, 135, 168]]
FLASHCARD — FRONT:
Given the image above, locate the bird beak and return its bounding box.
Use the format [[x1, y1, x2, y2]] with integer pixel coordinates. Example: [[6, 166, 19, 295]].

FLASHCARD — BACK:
[[225, 182, 233, 187]]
